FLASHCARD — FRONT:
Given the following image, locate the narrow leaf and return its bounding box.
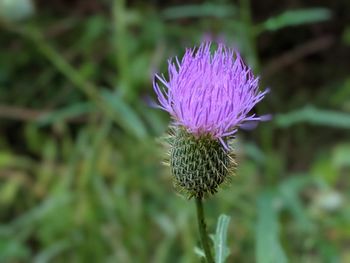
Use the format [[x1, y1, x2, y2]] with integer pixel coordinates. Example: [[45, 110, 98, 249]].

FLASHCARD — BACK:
[[213, 214, 231, 263], [256, 192, 288, 263], [257, 8, 331, 33], [37, 102, 95, 126], [101, 90, 148, 138], [275, 106, 350, 129]]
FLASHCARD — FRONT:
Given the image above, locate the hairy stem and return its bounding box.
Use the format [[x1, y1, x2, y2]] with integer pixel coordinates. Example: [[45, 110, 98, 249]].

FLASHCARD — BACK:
[[196, 197, 214, 263]]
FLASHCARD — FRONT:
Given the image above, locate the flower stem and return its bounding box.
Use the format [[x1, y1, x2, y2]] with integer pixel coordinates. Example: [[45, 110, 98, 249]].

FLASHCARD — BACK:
[[195, 197, 214, 263]]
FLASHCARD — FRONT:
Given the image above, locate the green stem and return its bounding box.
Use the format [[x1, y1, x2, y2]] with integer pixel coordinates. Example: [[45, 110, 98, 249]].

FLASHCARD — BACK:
[[240, 0, 260, 71], [196, 197, 214, 263], [112, 0, 130, 99]]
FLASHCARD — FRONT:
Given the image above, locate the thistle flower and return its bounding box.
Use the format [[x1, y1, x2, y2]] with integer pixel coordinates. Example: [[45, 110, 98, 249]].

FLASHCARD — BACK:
[[154, 42, 267, 198]]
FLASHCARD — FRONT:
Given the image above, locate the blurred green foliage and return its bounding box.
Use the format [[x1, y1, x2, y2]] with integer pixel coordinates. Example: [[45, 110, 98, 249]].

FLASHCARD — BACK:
[[0, 0, 350, 262]]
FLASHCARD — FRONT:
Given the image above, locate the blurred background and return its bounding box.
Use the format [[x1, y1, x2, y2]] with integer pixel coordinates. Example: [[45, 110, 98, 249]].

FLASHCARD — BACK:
[[0, 0, 350, 262]]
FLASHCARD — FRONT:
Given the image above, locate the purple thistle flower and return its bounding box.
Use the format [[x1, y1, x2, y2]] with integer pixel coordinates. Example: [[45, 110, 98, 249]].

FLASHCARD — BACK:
[[154, 42, 267, 148]]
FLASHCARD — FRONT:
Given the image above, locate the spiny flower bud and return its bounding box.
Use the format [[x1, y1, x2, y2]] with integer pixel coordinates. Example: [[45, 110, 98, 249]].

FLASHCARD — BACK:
[[154, 42, 267, 198], [169, 127, 236, 198]]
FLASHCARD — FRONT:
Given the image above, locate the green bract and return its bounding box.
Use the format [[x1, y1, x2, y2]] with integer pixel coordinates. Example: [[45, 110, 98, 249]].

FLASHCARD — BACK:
[[168, 127, 237, 198]]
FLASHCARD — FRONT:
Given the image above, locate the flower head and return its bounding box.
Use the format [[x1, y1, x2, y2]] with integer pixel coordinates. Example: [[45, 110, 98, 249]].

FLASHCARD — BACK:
[[154, 42, 267, 198], [154, 42, 267, 148]]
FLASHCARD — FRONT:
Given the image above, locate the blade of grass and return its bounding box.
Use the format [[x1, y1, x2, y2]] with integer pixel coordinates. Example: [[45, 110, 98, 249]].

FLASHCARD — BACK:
[[275, 106, 350, 129], [256, 191, 288, 263], [255, 8, 331, 34]]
